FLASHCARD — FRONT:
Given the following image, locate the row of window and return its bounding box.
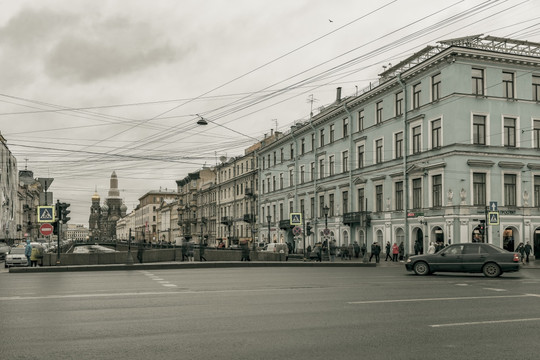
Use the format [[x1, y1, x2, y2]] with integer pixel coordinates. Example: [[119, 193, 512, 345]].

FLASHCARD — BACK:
[[260, 173, 539, 222], [472, 69, 540, 101]]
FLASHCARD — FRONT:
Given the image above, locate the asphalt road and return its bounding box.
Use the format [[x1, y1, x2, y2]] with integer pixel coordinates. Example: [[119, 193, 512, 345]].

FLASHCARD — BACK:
[[1, 265, 540, 360]]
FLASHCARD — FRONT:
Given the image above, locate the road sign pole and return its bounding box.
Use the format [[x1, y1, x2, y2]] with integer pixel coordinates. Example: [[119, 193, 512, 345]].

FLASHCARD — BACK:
[[302, 210, 306, 261], [485, 206, 489, 244]]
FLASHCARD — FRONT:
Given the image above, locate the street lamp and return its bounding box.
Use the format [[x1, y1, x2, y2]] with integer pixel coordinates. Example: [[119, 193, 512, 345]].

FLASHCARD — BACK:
[[323, 205, 330, 261], [267, 215, 271, 243]]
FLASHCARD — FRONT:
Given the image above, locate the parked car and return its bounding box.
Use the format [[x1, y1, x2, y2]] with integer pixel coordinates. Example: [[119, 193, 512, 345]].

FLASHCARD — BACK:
[[5, 247, 28, 268], [0, 242, 10, 260], [405, 243, 520, 277]]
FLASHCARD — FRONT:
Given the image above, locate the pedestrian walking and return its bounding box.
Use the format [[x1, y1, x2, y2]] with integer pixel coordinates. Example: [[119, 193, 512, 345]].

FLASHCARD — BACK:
[[181, 239, 188, 261], [428, 242, 436, 254], [199, 241, 207, 262], [353, 241, 360, 258], [524, 241, 532, 263], [24, 239, 32, 267], [398, 241, 404, 261], [340, 244, 348, 260], [516, 242, 525, 264], [329, 240, 337, 262], [188, 242, 194, 262], [385, 241, 393, 261], [374, 242, 381, 263], [348, 243, 354, 260], [137, 242, 144, 263], [392, 242, 399, 262], [361, 243, 367, 257]]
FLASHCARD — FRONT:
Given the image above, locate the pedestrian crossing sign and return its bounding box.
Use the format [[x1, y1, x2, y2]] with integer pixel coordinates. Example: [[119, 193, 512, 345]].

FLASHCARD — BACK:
[[38, 206, 55, 223], [488, 212, 499, 225], [290, 213, 302, 226]]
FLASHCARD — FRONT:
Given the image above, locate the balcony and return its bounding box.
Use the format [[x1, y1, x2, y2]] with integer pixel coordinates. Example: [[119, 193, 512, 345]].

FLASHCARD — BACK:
[[279, 220, 292, 230], [343, 212, 370, 226], [221, 216, 233, 226], [245, 187, 254, 197], [243, 214, 255, 223]]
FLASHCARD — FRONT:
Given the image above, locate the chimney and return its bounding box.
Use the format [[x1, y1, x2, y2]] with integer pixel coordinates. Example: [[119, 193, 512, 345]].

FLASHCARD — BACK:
[[271, 129, 274, 136], [336, 87, 342, 102]]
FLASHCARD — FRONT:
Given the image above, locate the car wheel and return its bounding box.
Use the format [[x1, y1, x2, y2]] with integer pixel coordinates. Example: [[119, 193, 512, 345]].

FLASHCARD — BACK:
[[482, 262, 501, 278], [413, 261, 430, 276]]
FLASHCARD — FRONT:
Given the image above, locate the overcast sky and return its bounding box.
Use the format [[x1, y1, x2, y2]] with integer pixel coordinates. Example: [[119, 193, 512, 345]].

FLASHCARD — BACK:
[[2, 0, 539, 225]]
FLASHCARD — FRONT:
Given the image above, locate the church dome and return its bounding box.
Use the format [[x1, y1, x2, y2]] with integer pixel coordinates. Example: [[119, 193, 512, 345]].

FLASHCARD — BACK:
[[120, 203, 127, 212], [101, 203, 109, 212], [92, 191, 100, 201]]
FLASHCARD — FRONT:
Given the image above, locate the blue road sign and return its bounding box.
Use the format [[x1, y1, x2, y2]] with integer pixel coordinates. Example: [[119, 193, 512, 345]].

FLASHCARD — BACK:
[[290, 213, 302, 225], [38, 206, 55, 223], [488, 212, 499, 225], [489, 201, 498, 212]]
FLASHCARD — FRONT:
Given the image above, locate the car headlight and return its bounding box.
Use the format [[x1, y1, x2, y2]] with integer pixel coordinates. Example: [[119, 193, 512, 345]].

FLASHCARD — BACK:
[[406, 258, 412, 263]]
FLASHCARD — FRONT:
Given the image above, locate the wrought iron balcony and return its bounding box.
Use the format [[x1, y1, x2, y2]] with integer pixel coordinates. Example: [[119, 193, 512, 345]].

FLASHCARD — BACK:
[[221, 216, 233, 226], [279, 219, 292, 230], [343, 211, 370, 226]]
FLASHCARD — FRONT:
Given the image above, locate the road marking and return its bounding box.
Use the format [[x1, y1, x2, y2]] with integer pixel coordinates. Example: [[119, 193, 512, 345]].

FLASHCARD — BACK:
[[455, 284, 469, 286], [348, 294, 530, 304], [483, 288, 507, 292], [0, 287, 309, 301], [430, 318, 540, 328]]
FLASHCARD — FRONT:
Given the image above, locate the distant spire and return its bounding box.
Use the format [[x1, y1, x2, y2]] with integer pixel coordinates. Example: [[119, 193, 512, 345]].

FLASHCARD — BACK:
[[108, 171, 120, 198]]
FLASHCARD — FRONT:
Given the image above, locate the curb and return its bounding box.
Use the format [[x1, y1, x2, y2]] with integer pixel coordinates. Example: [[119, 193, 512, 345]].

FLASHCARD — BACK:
[[9, 261, 377, 273]]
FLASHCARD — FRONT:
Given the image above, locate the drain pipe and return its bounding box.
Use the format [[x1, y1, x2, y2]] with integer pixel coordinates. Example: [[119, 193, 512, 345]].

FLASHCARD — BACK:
[[342, 104, 354, 242], [397, 73, 409, 259]]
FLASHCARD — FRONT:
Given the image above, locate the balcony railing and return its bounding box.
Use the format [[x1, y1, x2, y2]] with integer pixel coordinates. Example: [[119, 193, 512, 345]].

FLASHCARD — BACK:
[[221, 216, 233, 226], [343, 212, 370, 226], [243, 214, 255, 223], [279, 219, 292, 230]]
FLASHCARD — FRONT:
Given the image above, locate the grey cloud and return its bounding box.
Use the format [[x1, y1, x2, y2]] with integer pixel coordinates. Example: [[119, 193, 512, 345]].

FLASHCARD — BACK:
[[45, 35, 178, 82], [0, 7, 77, 47]]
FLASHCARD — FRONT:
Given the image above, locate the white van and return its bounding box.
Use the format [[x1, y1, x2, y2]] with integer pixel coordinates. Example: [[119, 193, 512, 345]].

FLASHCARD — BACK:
[[265, 243, 289, 255]]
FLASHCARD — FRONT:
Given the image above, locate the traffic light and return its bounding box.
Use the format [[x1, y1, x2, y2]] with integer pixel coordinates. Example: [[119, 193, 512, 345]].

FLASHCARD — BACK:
[[306, 223, 312, 236], [366, 214, 372, 227], [479, 220, 485, 235], [59, 202, 71, 224], [52, 221, 58, 236]]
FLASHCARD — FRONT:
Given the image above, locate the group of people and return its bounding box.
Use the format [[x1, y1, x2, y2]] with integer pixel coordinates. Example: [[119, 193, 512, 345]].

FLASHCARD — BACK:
[[24, 239, 42, 267], [515, 241, 533, 264]]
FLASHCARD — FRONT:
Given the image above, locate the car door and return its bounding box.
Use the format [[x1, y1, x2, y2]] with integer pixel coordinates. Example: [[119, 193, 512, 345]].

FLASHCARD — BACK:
[[429, 244, 464, 272], [461, 244, 487, 272]]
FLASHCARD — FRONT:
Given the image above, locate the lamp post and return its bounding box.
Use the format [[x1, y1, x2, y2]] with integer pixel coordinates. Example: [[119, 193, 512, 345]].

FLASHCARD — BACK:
[[267, 215, 271, 243], [323, 205, 329, 261]]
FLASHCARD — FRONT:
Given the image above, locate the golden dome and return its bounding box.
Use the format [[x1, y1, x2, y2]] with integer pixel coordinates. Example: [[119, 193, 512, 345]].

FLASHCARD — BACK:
[[92, 191, 100, 200]]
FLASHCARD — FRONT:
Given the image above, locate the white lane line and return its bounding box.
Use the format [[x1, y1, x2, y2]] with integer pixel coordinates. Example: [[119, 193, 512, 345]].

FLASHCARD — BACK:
[[0, 287, 306, 301], [430, 318, 540, 328], [162, 284, 177, 287], [483, 288, 507, 292], [348, 294, 530, 304]]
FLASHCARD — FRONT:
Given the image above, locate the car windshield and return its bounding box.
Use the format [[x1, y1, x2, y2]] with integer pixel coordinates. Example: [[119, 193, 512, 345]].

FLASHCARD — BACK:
[[10, 248, 25, 254]]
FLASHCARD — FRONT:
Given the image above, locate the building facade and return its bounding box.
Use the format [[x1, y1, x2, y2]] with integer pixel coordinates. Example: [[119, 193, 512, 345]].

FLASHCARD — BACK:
[[0, 133, 18, 244], [257, 35, 540, 257]]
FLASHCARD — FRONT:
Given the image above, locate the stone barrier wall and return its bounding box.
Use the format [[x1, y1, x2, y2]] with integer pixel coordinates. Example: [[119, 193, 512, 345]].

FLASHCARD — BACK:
[[42, 249, 283, 266]]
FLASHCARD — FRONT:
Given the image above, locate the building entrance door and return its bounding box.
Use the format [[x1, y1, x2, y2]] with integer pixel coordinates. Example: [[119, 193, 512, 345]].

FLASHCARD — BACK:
[[534, 229, 540, 261]]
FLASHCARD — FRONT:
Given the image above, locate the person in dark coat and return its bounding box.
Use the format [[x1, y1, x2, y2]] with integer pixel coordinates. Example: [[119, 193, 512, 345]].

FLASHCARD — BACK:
[[137, 242, 144, 263], [181, 239, 188, 261], [199, 242, 207, 262], [361, 243, 367, 257], [241, 241, 250, 261], [385, 241, 393, 261], [524, 241, 533, 263], [353, 241, 360, 258]]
